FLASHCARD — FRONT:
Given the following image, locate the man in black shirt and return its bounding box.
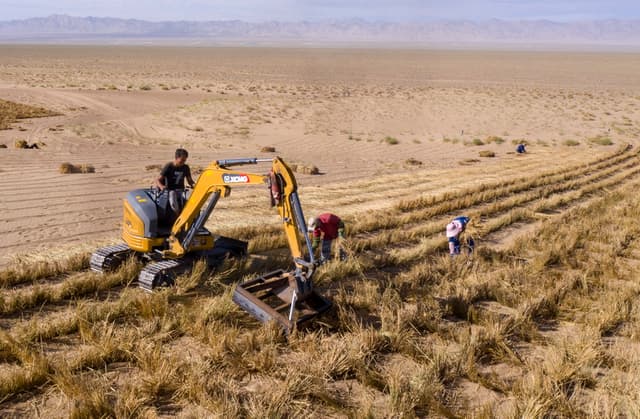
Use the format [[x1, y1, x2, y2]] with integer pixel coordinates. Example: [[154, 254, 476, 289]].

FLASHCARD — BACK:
[[156, 148, 195, 214]]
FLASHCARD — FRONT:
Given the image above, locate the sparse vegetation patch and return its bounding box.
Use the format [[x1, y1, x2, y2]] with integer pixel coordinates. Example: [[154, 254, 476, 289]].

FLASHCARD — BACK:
[[59, 163, 96, 174], [588, 135, 613, 146], [479, 150, 496, 157], [0, 99, 59, 130], [289, 162, 320, 175]]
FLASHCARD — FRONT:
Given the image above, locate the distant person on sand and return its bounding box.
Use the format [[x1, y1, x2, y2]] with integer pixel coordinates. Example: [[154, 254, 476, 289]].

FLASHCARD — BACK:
[[516, 143, 526, 154], [156, 148, 195, 214], [308, 213, 346, 263], [446, 216, 474, 257]]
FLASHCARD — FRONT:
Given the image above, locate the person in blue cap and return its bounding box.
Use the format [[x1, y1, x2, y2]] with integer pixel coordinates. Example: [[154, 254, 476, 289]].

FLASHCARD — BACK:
[[446, 216, 474, 257], [516, 143, 526, 154]]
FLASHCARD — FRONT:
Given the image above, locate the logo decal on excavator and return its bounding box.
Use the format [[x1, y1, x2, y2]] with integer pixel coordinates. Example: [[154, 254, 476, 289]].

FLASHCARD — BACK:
[[223, 174, 249, 183]]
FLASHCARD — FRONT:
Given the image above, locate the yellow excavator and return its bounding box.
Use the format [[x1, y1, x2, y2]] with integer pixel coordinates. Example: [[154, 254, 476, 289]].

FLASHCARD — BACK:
[[90, 157, 331, 332]]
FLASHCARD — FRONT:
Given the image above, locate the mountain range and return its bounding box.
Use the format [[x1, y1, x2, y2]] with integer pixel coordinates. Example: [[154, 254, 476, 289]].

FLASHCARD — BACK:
[[1, 15, 639, 48]]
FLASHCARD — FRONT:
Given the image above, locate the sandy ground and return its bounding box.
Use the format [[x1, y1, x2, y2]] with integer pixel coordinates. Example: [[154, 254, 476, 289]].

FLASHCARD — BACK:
[[1, 46, 640, 265]]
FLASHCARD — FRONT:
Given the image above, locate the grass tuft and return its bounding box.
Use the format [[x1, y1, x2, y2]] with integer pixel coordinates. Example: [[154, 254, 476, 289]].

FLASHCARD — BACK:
[[479, 150, 496, 158], [59, 163, 96, 174]]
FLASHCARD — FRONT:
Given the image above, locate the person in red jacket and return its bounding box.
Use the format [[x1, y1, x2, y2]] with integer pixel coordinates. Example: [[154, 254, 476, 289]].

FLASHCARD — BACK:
[[307, 213, 346, 263]]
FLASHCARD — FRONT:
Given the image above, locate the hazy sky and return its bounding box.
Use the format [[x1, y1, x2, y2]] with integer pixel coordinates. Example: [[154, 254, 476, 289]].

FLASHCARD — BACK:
[[3, 0, 640, 22]]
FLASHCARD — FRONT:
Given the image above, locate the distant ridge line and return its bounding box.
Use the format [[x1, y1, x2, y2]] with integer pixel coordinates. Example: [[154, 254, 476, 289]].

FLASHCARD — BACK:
[[1, 14, 640, 46]]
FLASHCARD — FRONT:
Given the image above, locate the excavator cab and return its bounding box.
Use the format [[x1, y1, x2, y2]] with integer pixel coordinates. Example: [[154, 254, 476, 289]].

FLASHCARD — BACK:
[[90, 157, 331, 333]]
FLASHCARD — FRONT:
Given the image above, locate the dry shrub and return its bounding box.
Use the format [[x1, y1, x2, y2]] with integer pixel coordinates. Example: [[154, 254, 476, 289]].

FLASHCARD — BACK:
[[405, 158, 423, 166], [486, 136, 505, 144], [459, 158, 481, 165], [562, 140, 579, 147], [289, 162, 320, 175], [0, 144, 7, 148], [59, 163, 96, 174], [588, 136, 613, 146], [261, 146, 276, 153], [479, 150, 496, 158], [145, 163, 162, 171], [14, 139, 28, 149]]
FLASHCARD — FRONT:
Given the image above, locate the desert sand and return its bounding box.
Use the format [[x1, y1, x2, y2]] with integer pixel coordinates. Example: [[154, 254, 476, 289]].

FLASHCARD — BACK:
[[1, 46, 639, 265]]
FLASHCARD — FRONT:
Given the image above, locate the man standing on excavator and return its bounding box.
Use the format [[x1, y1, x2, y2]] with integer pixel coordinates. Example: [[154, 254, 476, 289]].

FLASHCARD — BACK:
[[308, 213, 346, 263], [156, 148, 195, 215]]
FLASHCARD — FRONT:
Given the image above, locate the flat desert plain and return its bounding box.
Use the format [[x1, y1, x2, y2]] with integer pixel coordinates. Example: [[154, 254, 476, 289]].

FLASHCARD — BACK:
[[1, 46, 640, 417], [1, 46, 639, 264]]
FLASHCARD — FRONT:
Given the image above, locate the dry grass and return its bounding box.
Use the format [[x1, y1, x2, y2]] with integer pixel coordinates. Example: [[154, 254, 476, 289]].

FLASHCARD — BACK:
[[563, 139, 581, 146], [289, 162, 320, 175], [145, 163, 162, 171], [384, 136, 400, 145], [2, 145, 640, 416], [59, 163, 96, 174], [260, 146, 277, 153], [404, 157, 423, 167], [14, 139, 28, 149], [0, 99, 59, 130], [588, 136, 614, 146], [479, 150, 496, 157]]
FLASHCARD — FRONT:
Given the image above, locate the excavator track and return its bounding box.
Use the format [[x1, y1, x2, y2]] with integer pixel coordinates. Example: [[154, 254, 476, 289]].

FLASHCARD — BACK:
[[90, 243, 134, 273], [138, 259, 186, 292]]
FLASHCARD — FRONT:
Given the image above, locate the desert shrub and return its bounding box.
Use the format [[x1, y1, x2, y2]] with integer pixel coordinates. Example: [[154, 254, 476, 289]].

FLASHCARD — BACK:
[[511, 139, 529, 145], [14, 139, 28, 149], [384, 136, 400, 145], [472, 138, 485, 146], [588, 136, 613, 146], [145, 164, 162, 171], [261, 146, 276, 153], [405, 158, 423, 166], [479, 150, 496, 158], [139, 85, 152, 91], [0, 144, 7, 148], [459, 159, 481, 165], [289, 163, 320, 175], [563, 140, 580, 147], [59, 163, 96, 174], [485, 136, 505, 144]]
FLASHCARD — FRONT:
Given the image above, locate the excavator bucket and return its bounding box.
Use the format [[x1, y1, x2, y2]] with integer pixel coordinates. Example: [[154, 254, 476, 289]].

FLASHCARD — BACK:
[[233, 269, 332, 333]]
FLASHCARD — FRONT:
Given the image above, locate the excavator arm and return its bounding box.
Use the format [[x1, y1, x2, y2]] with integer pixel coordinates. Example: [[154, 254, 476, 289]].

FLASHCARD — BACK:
[[164, 157, 316, 280]]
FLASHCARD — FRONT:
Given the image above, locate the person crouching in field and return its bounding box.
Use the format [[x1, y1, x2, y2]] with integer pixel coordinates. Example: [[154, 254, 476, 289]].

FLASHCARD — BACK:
[[446, 216, 474, 257], [308, 213, 346, 264]]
